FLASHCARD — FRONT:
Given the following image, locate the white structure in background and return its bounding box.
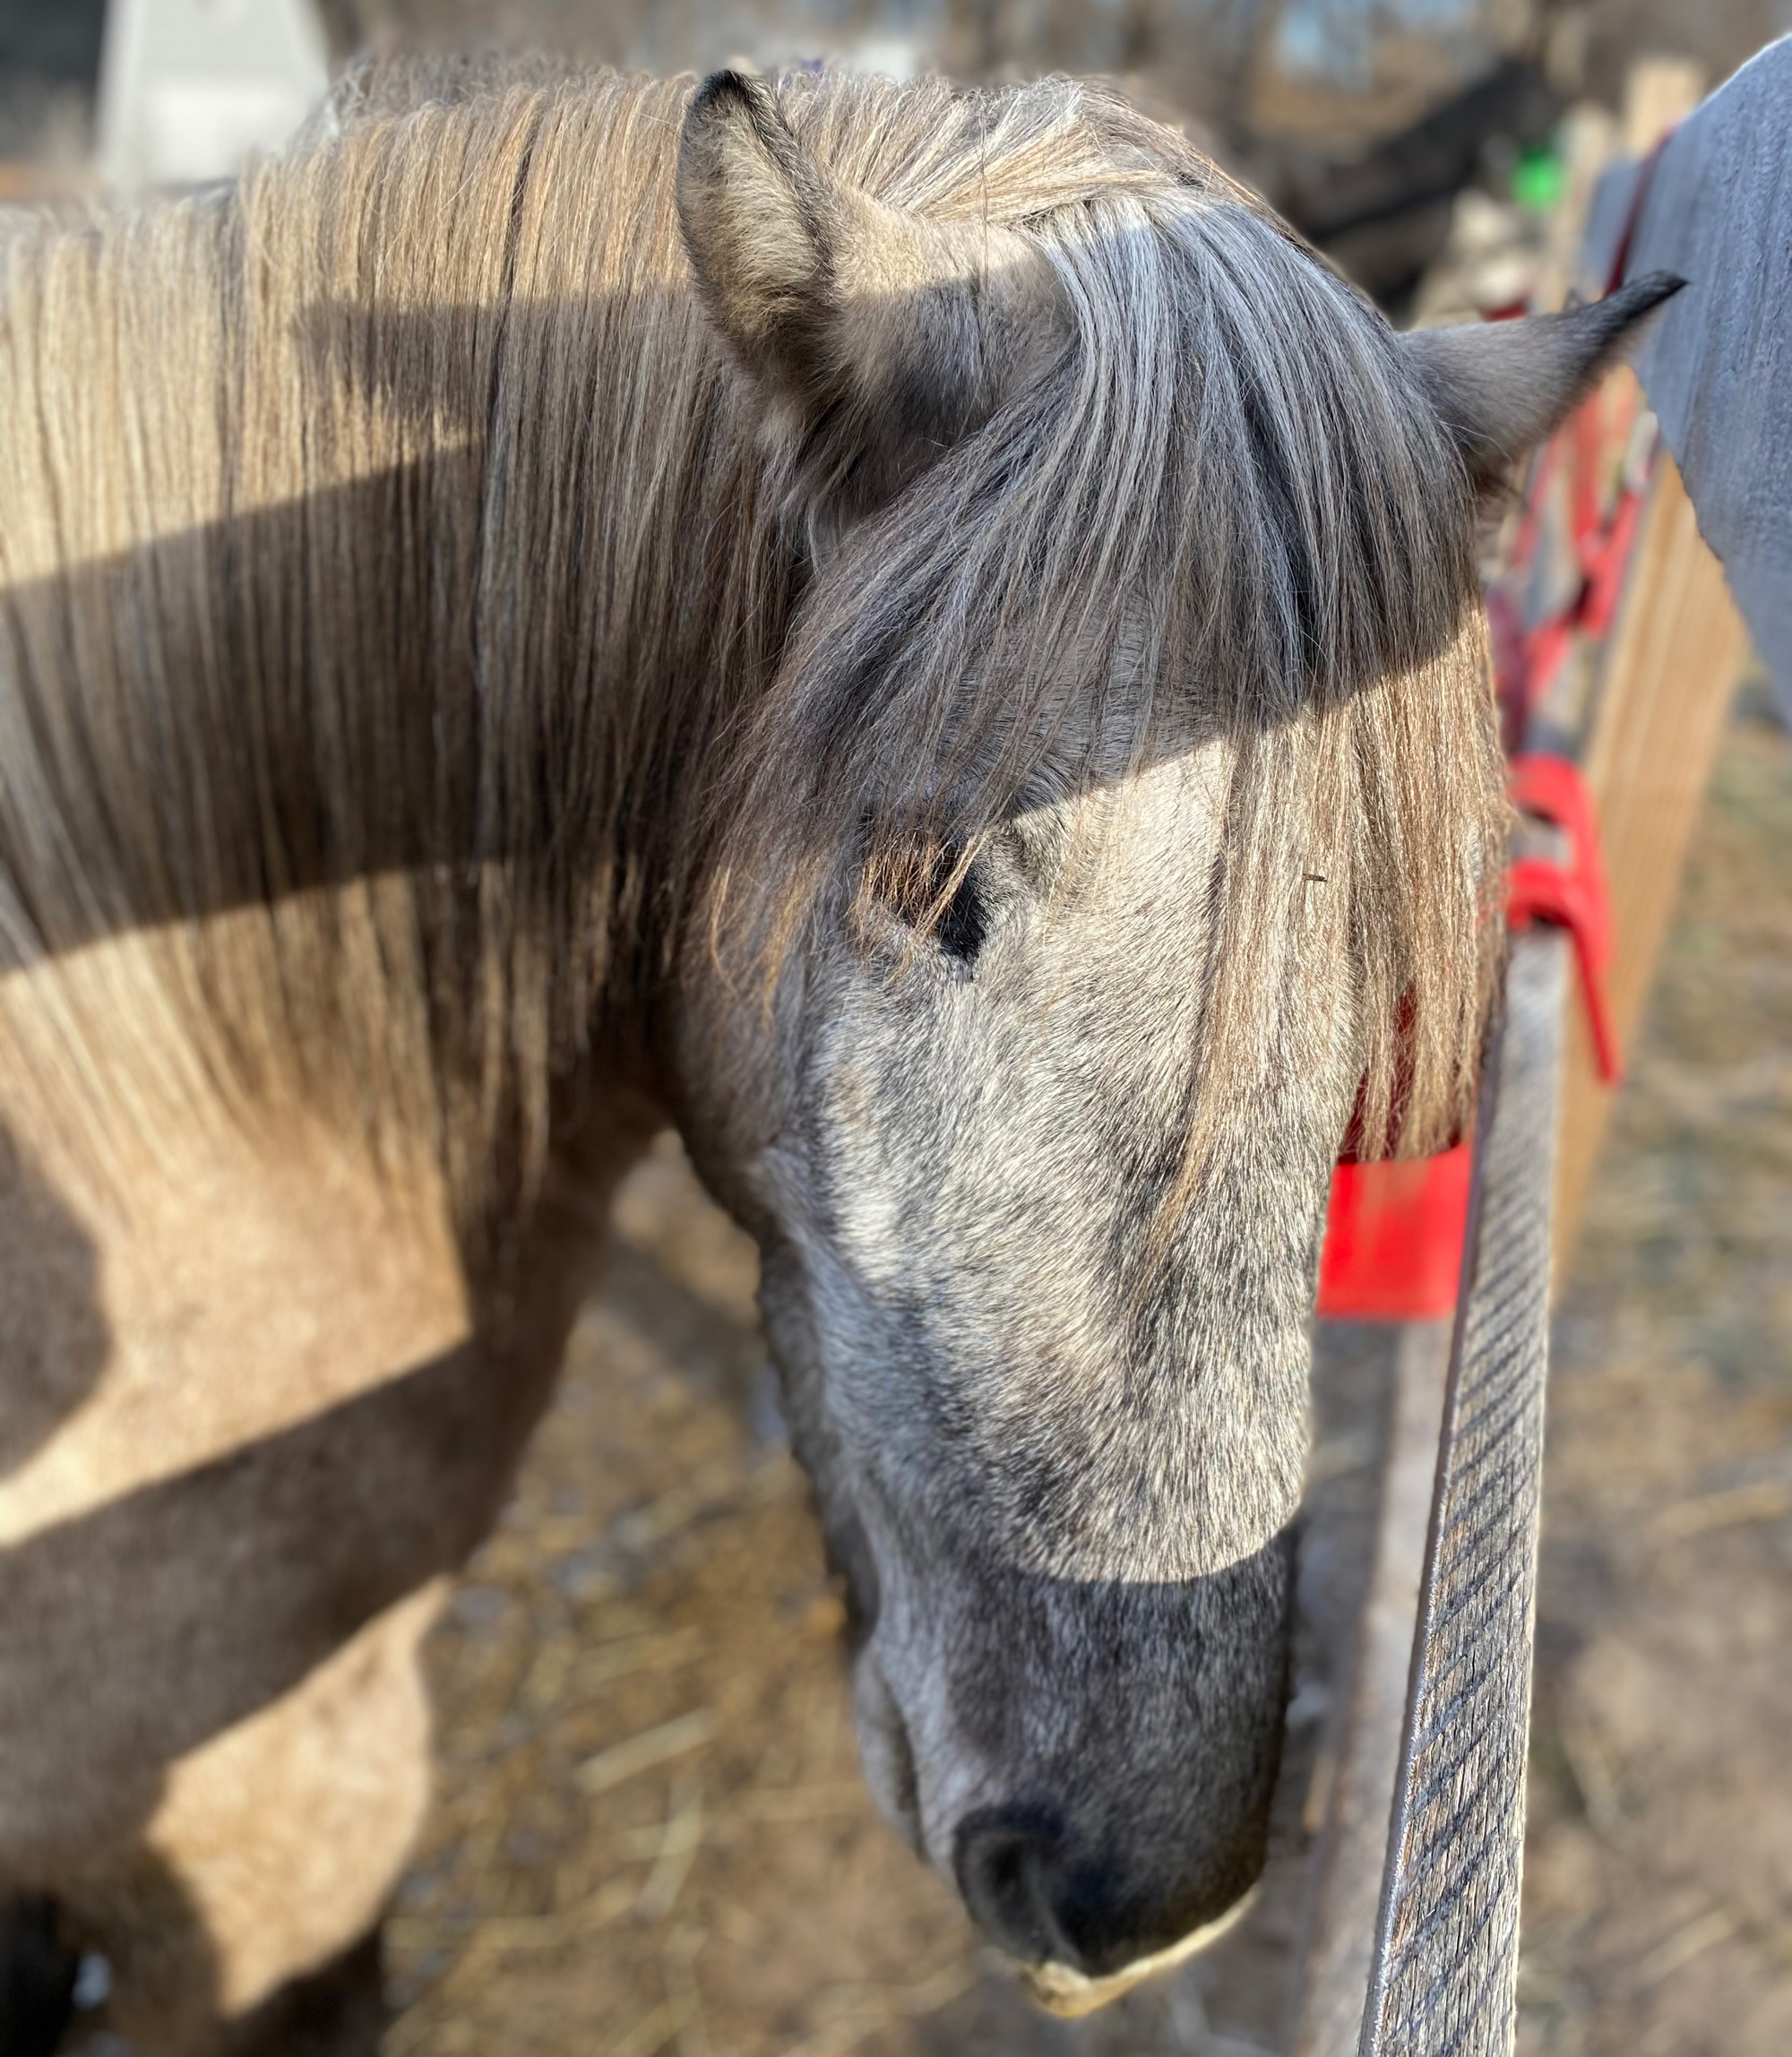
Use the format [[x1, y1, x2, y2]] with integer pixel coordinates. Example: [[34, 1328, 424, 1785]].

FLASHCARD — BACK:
[[97, 0, 329, 191], [839, 39, 921, 81]]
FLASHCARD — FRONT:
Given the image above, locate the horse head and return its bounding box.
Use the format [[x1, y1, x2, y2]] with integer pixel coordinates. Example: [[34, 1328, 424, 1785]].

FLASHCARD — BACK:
[[670, 68, 1674, 1996]]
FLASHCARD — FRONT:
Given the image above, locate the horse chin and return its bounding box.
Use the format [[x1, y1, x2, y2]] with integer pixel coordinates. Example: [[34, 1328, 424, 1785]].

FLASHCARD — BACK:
[[1014, 1884, 1260, 2018]]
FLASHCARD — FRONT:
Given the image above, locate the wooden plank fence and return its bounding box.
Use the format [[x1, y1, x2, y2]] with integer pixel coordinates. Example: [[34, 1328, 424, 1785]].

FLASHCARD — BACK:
[[1553, 455, 1749, 1257]]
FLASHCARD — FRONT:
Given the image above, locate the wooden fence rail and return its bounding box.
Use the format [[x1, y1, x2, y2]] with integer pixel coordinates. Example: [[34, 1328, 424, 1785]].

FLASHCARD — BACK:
[[1357, 929, 1569, 2056]]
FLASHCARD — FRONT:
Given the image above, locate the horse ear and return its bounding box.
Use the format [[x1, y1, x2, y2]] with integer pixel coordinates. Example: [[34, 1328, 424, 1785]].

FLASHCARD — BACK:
[[677, 70, 1066, 519], [1400, 273, 1684, 493]]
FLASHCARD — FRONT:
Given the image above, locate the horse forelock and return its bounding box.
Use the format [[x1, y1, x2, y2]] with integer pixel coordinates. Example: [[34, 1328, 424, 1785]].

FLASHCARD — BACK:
[[713, 80, 1507, 1184]]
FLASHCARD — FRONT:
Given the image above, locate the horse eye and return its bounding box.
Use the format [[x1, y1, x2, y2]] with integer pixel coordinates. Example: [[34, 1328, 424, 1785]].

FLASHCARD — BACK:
[[935, 868, 986, 962], [883, 846, 987, 963]]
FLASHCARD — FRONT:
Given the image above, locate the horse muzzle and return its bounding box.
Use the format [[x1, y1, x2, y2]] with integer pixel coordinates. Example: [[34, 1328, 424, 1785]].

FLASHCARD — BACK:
[[952, 1801, 1266, 2010]]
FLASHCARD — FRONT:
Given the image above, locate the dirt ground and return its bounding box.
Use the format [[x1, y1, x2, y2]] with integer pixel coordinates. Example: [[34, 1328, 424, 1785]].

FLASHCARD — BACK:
[[375, 1123, 1395, 2057], [374, 689, 1792, 2057], [1517, 679, 1792, 2057]]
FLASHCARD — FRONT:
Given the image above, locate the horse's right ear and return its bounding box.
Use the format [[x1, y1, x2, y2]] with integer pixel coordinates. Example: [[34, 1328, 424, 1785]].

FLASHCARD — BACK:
[[677, 71, 1065, 521], [1400, 273, 1684, 495]]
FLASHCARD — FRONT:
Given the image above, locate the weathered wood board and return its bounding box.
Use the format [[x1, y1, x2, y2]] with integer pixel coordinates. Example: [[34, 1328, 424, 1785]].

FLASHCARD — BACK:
[[1290, 1322, 1451, 2057], [1358, 928, 1570, 2057], [1552, 456, 1751, 1257]]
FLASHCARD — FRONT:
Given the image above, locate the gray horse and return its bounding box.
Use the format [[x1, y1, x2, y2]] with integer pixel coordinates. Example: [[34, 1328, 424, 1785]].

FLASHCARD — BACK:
[[0, 56, 1670, 2052]]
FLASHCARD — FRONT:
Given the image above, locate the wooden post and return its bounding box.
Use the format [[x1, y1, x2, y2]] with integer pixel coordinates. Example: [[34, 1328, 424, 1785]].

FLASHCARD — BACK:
[[1550, 454, 1750, 1263], [1290, 1323, 1451, 2056]]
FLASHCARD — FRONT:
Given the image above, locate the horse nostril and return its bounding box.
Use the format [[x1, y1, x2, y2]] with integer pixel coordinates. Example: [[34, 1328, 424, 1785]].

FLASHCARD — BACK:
[[952, 1811, 1080, 1969]]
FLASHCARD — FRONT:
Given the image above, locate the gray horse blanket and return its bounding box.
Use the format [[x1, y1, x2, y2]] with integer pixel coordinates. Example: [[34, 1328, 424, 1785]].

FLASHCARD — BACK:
[[1596, 36, 1792, 719]]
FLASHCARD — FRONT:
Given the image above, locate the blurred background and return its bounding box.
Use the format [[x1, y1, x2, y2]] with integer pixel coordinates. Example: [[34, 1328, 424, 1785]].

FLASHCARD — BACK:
[[4, 0, 1789, 301], [2, 4, 1788, 2055]]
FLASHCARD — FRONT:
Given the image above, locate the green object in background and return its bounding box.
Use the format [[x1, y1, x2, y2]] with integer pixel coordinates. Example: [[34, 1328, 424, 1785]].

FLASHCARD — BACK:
[[1513, 143, 1567, 213]]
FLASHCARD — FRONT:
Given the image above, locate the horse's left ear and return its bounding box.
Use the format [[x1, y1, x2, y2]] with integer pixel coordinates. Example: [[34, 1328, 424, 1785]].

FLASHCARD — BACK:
[[677, 70, 1067, 521], [1400, 273, 1684, 493]]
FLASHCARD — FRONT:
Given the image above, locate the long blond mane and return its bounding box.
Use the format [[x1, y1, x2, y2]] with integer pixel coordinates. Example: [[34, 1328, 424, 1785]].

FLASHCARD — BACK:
[[0, 63, 785, 1221], [0, 60, 1503, 1239]]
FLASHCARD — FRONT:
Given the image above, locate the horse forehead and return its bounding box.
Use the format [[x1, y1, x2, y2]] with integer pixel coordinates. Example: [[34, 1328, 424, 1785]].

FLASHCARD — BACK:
[[1019, 737, 1232, 888]]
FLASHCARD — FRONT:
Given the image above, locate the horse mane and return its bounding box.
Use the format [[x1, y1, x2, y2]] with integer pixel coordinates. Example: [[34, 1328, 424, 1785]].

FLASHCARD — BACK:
[[0, 58, 1503, 1241], [0, 60, 788, 1229]]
